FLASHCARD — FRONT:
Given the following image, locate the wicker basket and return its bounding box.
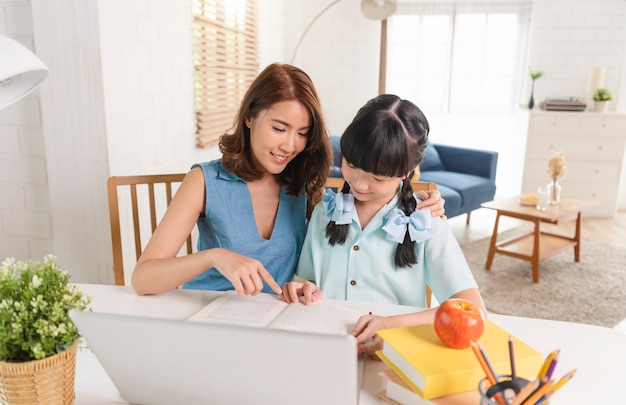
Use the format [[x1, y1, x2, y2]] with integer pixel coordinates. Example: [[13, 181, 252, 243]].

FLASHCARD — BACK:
[[0, 341, 78, 405]]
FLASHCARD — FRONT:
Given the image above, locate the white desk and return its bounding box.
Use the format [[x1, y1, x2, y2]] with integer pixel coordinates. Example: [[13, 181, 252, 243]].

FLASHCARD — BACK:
[[74, 284, 626, 404]]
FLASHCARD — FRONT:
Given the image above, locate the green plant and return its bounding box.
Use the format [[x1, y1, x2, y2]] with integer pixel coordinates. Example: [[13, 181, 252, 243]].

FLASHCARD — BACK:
[[529, 69, 543, 81], [0, 255, 91, 362], [593, 88, 612, 101]]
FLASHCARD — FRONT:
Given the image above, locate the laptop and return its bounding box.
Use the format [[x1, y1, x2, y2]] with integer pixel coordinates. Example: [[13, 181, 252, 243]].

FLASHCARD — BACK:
[[69, 310, 360, 405]]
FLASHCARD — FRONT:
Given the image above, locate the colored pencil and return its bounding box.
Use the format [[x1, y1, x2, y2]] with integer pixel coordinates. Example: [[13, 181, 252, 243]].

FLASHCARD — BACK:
[[508, 335, 517, 379], [509, 377, 543, 405], [477, 340, 498, 381], [520, 380, 554, 405], [534, 390, 554, 405], [553, 369, 577, 392], [545, 349, 560, 379], [536, 349, 557, 379], [471, 341, 507, 405], [471, 341, 497, 384]]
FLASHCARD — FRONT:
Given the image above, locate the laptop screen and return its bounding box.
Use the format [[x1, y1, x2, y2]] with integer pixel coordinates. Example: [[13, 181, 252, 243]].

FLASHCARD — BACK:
[[70, 310, 359, 405]]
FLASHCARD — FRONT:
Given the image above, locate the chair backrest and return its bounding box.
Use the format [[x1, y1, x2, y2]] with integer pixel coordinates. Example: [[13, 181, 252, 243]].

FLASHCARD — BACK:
[[107, 174, 193, 285], [325, 177, 438, 193], [324, 177, 436, 308]]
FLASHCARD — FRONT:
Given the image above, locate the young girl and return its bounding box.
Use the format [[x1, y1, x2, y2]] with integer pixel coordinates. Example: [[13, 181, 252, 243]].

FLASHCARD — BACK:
[[131, 64, 447, 297], [281, 94, 485, 357]]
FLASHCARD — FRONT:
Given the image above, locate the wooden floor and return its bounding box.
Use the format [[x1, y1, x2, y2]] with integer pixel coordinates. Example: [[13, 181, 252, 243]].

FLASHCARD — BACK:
[[449, 207, 626, 247]]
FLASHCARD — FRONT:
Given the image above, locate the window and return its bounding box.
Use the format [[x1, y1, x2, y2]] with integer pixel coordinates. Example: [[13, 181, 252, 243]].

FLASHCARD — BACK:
[[385, 1, 531, 114], [193, 0, 259, 148]]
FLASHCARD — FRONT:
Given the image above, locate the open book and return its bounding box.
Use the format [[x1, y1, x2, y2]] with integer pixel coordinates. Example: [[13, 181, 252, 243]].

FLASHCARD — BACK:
[[187, 291, 367, 335]]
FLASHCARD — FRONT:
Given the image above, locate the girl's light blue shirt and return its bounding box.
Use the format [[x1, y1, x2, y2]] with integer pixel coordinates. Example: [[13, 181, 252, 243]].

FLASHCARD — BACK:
[[296, 192, 477, 307], [183, 160, 307, 292]]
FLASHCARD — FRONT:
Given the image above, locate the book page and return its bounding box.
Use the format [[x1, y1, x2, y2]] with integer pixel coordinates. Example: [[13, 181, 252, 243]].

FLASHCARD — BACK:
[[187, 291, 287, 328], [268, 299, 366, 335]]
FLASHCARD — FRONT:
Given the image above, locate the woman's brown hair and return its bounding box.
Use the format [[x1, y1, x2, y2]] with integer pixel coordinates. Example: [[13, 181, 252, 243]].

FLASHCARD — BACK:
[[220, 63, 332, 208]]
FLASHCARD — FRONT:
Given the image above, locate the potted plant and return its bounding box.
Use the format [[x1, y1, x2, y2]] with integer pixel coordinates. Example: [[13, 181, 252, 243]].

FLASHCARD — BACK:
[[592, 88, 612, 112], [0, 255, 91, 405]]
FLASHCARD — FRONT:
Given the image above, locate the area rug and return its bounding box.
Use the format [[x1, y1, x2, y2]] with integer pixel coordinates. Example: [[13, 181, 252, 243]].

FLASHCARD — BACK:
[[460, 228, 626, 328]]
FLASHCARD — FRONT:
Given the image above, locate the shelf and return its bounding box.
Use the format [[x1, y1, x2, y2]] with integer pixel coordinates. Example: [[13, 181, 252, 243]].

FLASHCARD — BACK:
[[495, 232, 577, 261]]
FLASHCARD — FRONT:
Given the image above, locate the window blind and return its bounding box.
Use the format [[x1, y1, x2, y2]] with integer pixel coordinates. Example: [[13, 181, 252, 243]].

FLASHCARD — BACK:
[[193, 0, 258, 148]]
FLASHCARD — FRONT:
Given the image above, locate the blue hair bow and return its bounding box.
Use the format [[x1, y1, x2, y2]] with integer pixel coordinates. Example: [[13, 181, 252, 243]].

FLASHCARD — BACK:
[[322, 189, 354, 225], [382, 208, 433, 244]]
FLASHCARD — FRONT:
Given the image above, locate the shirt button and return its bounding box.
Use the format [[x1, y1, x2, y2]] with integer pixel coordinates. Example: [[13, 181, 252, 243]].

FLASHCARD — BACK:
[[353, 245, 360, 251], [350, 280, 357, 286]]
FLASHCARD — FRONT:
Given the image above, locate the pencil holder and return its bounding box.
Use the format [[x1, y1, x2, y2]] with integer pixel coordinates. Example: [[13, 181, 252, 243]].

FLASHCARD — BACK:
[[478, 374, 529, 405]]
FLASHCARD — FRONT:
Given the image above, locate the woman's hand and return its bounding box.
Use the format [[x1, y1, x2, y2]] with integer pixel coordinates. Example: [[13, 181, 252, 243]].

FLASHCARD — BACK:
[[415, 189, 446, 219], [351, 314, 393, 358], [280, 280, 323, 305], [211, 248, 283, 296]]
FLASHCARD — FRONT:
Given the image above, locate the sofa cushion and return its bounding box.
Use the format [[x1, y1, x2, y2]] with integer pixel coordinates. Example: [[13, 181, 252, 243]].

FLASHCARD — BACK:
[[329, 135, 343, 178], [420, 145, 445, 172], [429, 184, 462, 218], [419, 171, 496, 213]]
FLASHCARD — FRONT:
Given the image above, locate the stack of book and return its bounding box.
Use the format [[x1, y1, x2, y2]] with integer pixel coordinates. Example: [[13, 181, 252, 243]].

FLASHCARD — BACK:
[[540, 98, 587, 111], [375, 320, 544, 405]]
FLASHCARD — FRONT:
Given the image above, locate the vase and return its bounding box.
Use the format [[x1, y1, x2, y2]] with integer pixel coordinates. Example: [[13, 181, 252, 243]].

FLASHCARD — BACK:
[[528, 81, 535, 109], [547, 180, 561, 205], [0, 342, 78, 405]]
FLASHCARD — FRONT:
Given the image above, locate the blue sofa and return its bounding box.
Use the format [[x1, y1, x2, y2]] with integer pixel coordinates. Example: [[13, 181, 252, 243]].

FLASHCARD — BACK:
[[329, 136, 498, 221], [418, 142, 498, 221]]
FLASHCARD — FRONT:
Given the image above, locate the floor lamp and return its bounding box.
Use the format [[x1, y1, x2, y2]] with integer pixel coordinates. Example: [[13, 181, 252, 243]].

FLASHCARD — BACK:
[[290, 0, 397, 66], [0, 34, 49, 110]]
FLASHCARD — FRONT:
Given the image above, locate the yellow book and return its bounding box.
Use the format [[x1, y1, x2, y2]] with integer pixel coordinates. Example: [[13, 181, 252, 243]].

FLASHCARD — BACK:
[[376, 319, 543, 400]]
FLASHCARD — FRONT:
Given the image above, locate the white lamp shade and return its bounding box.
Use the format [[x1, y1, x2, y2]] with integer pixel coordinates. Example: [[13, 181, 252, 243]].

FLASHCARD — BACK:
[[0, 34, 49, 110], [361, 0, 397, 20]]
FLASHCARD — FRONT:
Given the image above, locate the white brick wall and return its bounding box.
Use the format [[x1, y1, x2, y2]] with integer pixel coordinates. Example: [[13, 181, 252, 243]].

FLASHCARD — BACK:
[[527, 0, 625, 104], [0, 0, 52, 261]]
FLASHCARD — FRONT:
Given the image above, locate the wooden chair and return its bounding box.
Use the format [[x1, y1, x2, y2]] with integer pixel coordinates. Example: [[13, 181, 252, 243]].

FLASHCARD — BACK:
[[326, 177, 438, 193], [107, 174, 193, 285]]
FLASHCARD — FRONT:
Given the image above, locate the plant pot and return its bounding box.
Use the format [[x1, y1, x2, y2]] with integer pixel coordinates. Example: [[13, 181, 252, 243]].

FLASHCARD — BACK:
[[594, 100, 609, 112], [0, 342, 78, 405]]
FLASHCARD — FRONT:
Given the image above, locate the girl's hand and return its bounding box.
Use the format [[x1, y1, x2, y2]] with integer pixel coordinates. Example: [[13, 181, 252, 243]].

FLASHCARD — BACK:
[[211, 249, 282, 296], [351, 314, 392, 358], [416, 189, 446, 219], [280, 280, 323, 305]]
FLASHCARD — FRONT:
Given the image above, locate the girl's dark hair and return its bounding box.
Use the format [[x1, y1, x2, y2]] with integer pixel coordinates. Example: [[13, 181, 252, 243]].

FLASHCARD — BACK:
[[219, 63, 332, 209], [326, 94, 430, 268]]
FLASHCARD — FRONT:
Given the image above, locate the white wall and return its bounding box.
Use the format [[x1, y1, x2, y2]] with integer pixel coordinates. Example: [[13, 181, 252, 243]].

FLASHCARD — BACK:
[[0, 0, 53, 262], [1, 0, 625, 282]]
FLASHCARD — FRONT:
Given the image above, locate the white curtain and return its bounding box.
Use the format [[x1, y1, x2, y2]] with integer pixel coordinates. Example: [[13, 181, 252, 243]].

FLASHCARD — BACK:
[[386, 1, 532, 114]]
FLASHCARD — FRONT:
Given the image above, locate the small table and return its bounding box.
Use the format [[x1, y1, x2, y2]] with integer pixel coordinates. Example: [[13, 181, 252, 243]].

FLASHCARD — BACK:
[[480, 197, 595, 283]]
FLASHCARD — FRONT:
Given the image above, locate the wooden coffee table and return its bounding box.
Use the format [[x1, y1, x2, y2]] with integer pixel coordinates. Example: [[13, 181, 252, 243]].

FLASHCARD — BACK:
[[480, 197, 595, 283]]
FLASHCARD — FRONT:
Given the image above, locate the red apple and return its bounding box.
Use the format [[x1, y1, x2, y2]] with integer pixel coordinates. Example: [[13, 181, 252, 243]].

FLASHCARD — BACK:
[[434, 298, 485, 349]]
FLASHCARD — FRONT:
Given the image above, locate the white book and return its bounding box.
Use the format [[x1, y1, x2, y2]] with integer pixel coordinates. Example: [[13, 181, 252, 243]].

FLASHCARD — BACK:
[[187, 291, 366, 335], [379, 368, 479, 405]]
